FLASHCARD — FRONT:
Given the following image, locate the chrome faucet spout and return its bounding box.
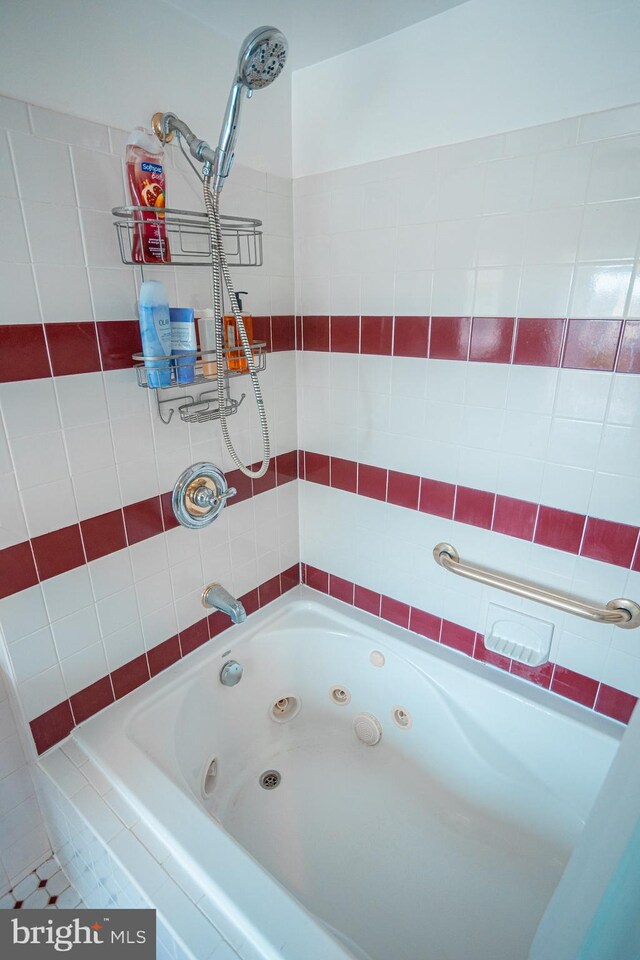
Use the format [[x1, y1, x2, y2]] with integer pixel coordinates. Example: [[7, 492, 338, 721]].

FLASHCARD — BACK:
[[202, 583, 247, 623]]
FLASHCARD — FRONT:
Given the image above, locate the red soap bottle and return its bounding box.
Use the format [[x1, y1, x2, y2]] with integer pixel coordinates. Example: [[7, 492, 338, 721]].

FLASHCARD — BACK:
[[126, 127, 171, 264]]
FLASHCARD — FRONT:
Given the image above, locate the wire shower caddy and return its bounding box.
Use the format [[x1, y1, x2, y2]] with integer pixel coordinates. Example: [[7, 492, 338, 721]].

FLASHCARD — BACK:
[[112, 204, 267, 425], [132, 345, 267, 424], [112, 205, 263, 267]]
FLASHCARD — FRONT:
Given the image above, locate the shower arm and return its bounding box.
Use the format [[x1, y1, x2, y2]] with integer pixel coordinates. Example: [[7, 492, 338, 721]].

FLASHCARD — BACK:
[[152, 112, 220, 177]]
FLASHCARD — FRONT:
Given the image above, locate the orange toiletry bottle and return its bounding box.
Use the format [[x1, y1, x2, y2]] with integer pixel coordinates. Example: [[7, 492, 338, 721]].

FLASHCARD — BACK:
[[224, 291, 253, 372]]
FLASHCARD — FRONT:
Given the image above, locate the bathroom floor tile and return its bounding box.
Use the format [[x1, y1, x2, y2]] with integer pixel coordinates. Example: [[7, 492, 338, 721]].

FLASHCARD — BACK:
[[2, 856, 81, 909]]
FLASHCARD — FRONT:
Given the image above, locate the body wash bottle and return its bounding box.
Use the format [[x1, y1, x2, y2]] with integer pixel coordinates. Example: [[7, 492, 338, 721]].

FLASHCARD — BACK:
[[196, 309, 218, 377], [126, 127, 171, 264], [224, 291, 253, 373], [170, 307, 196, 384], [138, 280, 171, 387]]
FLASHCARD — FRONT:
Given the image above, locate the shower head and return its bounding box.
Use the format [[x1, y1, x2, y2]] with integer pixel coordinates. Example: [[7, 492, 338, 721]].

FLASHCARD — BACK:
[[212, 25, 288, 191], [237, 26, 288, 91]]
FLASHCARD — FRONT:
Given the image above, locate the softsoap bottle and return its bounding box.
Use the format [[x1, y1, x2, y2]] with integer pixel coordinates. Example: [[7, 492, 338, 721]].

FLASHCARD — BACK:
[[224, 291, 253, 372], [138, 280, 171, 387], [126, 127, 171, 263]]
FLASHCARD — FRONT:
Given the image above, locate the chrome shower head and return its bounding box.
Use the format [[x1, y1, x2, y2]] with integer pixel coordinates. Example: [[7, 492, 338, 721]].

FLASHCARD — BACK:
[[212, 25, 288, 191], [238, 26, 288, 91]]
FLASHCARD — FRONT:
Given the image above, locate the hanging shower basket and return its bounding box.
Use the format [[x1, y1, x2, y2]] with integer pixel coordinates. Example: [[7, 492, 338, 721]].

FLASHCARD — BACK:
[[112, 205, 263, 268], [132, 344, 267, 424]]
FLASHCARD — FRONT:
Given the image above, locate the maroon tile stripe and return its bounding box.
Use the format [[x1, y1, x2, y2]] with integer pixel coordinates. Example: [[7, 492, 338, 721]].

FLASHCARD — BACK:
[[301, 562, 638, 726], [0, 316, 296, 383], [0, 451, 299, 601], [2, 446, 637, 604], [1, 316, 638, 384], [29, 563, 301, 754], [300, 450, 640, 571], [298, 315, 640, 372]]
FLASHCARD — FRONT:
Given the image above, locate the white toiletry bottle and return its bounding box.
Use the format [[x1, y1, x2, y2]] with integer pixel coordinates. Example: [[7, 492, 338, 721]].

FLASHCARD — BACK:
[[138, 280, 171, 387], [197, 309, 218, 377], [170, 307, 196, 384]]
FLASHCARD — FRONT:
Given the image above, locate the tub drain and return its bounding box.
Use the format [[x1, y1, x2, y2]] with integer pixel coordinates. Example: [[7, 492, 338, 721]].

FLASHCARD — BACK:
[[260, 770, 281, 790]]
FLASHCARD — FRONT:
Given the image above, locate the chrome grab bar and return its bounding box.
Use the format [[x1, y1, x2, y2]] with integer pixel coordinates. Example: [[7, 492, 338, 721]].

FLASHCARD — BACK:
[[433, 542, 640, 629]]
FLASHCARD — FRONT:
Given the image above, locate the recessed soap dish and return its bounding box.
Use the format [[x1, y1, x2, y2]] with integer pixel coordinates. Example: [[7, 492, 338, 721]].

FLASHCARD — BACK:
[[484, 603, 554, 666]]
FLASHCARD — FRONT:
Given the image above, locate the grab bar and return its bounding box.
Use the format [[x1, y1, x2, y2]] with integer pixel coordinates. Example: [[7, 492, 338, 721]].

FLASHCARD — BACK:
[[433, 542, 640, 629]]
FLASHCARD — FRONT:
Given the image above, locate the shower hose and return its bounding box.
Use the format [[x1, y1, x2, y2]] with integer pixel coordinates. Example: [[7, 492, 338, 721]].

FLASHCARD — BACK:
[[202, 174, 270, 479]]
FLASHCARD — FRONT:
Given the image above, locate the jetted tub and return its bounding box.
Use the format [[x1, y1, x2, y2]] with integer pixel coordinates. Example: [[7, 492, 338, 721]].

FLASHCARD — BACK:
[[74, 587, 620, 960]]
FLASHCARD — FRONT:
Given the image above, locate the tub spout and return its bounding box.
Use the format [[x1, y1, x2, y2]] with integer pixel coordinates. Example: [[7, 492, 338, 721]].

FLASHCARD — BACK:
[[202, 583, 247, 624]]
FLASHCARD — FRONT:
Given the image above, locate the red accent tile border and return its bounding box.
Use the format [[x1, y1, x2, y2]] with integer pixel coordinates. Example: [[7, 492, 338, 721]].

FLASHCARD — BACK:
[[0, 315, 636, 384], [354, 585, 381, 616], [393, 316, 429, 358], [469, 316, 515, 363], [0, 541, 38, 599], [0, 316, 297, 384], [29, 562, 302, 754], [562, 319, 622, 372], [0, 324, 51, 382], [111, 653, 150, 699], [513, 318, 564, 367], [30, 701, 75, 755], [70, 677, 114, 725], [617, 320, 640, 374], [45, 322, 101, 377], [148, 635, 181, 677], [80, 510, 126, 563], [300, 562, 638, 727], [0, 449, 299, 600], [300, 450, 640, 571], [296, 315, 638, 373], [122, 497, 164, 546], [2, 443, 637, 610], [31, 525, 86, 582]]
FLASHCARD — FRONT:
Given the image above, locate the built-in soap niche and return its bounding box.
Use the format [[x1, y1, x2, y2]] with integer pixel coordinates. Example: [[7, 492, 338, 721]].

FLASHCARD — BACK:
[[484, 603, 554, 666]]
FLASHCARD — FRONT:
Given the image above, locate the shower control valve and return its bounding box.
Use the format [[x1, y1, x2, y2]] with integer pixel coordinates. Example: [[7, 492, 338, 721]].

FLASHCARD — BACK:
[[172, 462, 235, 529], [191, 484, 236, 510]]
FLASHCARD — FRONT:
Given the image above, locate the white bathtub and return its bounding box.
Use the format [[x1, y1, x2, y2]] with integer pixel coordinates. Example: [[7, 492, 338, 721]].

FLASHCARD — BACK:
[[73, 587, 620, 960]]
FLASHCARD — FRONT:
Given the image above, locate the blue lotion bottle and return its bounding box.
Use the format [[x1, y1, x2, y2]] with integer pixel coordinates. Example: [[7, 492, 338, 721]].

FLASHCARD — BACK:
[[170, 307, 196, 384], [138, 280, 171, 387]]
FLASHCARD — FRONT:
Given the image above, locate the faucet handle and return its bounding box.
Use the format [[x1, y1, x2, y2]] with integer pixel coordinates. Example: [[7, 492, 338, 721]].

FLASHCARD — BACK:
[[192, 484, 236, 510], [172, 463, 235, 530]]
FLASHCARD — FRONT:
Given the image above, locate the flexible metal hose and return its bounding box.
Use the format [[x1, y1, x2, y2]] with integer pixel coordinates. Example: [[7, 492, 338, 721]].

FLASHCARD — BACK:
[[202, 174, 270, 479]]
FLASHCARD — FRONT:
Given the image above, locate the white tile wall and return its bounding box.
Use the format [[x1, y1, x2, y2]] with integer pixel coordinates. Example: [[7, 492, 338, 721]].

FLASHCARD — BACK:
[[2, 90, 640, 907], [294, 105, 640, 318], [296, 101, 640, 697], [0, 94, 296, 885], [0, 103, 297, 692]]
